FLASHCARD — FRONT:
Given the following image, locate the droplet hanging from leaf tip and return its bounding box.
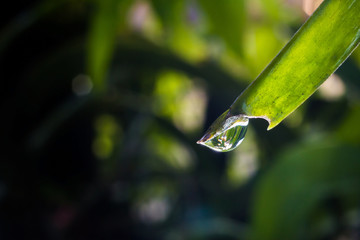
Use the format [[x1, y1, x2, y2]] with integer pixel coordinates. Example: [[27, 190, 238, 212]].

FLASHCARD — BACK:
[[197, 111, 249, 152]]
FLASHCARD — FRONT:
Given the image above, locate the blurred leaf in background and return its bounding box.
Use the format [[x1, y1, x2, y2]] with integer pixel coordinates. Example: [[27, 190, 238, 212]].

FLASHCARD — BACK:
[[0, 0, 359, 239]]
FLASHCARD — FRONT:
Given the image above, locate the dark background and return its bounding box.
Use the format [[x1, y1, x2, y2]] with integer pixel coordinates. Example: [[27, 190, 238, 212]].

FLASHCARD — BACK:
[[1, 0, 360, 239]]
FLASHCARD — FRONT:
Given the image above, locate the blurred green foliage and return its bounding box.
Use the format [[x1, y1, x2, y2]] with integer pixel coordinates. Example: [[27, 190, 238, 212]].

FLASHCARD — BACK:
[[0, 0, 359, 239]]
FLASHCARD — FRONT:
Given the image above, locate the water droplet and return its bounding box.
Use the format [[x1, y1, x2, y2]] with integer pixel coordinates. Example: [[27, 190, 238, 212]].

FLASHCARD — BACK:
[[197, 110, 249, 152]]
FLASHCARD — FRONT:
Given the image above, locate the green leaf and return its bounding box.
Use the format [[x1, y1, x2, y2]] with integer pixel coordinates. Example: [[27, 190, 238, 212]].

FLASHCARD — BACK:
[[250, 138, 360, 239], [198, 0, 359, 152], [87, 0, 120, 92], [198, 0, 246, 57], [151, 0, 207, 61], [230, 0, 360, 130], [336, 104, 360, 145]]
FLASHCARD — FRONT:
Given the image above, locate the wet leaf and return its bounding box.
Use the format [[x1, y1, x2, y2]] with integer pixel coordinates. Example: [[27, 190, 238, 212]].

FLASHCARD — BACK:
[[198, 0, 360, 152], [231, 0, 360, 129]]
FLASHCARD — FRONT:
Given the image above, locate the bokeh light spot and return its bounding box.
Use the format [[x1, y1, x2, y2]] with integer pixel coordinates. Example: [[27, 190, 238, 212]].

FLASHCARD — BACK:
[[72, 74, 93, 96], [319, 74, 346, 101]]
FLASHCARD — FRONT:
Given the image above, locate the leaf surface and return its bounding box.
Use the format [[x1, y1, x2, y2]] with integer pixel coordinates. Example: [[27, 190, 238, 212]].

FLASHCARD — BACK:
[[230, 0, 360, 129]]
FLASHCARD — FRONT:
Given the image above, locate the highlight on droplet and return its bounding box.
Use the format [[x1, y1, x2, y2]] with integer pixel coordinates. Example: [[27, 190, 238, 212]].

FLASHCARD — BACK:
[[197, 110, 249, 152]]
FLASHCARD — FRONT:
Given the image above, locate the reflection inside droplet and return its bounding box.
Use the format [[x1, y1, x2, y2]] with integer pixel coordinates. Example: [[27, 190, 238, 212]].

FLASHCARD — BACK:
[[197, 113, 249, 152], [205, 123, 248, 152]]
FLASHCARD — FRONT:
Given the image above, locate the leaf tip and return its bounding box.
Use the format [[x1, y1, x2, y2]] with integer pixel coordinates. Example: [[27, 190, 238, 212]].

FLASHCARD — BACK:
[[267, 120, 279, 131]]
